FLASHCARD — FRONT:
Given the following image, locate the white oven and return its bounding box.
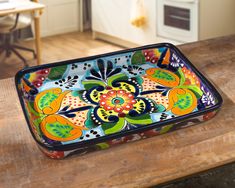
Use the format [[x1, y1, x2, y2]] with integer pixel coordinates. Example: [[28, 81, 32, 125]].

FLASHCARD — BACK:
[[157, 0, 199, 42]]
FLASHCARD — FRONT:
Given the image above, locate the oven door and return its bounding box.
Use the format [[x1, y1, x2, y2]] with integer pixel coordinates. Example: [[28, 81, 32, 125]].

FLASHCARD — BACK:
[[157, 0, 198, 42]]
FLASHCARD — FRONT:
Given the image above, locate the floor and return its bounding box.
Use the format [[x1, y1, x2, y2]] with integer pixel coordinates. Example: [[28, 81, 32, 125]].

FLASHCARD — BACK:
[[0, 31, 124, 79]]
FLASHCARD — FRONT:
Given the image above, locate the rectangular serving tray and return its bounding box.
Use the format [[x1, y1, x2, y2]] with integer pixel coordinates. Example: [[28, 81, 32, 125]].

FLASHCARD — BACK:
[[15, 43, 222, 159]]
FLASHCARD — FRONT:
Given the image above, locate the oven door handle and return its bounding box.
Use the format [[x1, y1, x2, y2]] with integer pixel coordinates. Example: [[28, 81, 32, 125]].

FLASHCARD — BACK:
[[166, 0, 198, 3]]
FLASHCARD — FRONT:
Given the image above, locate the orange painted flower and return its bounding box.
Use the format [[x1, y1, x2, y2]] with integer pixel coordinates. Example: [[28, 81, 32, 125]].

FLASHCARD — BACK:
[[99, 90, 136, 113]]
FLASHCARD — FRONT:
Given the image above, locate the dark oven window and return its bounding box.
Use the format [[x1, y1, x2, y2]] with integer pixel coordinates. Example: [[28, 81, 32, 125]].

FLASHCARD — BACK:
[[164, 5, 190, 30]]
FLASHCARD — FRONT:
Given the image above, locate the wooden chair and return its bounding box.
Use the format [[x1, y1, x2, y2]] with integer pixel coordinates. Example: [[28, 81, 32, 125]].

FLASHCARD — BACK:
[[0, 10, 36, 66]]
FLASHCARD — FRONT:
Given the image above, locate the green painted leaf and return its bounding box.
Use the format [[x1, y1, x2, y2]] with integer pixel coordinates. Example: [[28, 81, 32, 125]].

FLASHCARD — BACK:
[[176, 68, 185, 86], [38, 92, 58, 110], [103, 118, 125, 135], [84, 109, 97, 129], [28, 102, 40, 116], [71, 90, 81, 97], [48, 65, 67, 80], [45, 122, 73, 138], [131, 51, 145, 65], [156, 104, 166, 112], [101, 120, 116, 131], [188, 86, 203, 98], [173, 91, 195, 110], [71, 90, 89, 103], [33, 117, 46, 136], [153, 70, 176, 81], [143, 98, 162, 113], [135, 76, 144, 85], [71, 90, 85, 101], [82, 80, 106, 90], [146, 68, 180, 88], [178, 85, 203, 99], [107, 73, 128, 86], [125, 114, 152, 125], [34, 116, 46, 127]]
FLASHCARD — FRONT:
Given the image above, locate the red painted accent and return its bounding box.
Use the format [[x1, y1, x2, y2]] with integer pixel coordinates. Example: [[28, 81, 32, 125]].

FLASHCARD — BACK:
[[114, 99, 120, 104], [118, 113, 126, 117], [106, 86, 112, 90]]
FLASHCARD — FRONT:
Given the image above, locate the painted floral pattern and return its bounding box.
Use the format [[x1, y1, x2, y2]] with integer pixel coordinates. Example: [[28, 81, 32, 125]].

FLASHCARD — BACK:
[[99, 90, 136, 112], [19, 46, 220, 148], [76, 59, 158, 135]]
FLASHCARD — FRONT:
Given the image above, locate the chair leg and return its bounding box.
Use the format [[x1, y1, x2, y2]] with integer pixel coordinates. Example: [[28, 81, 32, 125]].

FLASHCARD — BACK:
[[6, 49, 11, 57], [10, 47, 29, 67], [0, 47, 4, 56], [12, 44, 37, 58], [3, 35, 12, 58], [0, 51, 4, 57]]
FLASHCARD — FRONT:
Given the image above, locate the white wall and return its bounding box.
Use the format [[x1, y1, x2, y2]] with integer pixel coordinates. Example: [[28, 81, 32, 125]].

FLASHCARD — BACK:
[[39, 0, 80, 37]]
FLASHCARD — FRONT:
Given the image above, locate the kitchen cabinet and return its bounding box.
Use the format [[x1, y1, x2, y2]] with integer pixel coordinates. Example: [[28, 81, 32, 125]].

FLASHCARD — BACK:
[[92, 0, 235, 46], [39, 0, 80, 36], [157, 0, 235, 43], [91, 0, 179, 47]]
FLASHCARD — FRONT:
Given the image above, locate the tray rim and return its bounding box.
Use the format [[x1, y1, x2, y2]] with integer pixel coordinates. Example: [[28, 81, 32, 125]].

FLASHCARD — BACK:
[[15, 43, 223, 151]]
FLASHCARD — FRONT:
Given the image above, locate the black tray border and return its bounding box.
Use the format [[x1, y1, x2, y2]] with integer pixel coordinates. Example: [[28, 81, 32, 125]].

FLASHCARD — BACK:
[[15, 43, 223, 151]]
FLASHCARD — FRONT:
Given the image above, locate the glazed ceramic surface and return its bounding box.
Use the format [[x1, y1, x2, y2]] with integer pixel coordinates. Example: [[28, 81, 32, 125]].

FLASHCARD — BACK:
[[15, 43, 222, 159]]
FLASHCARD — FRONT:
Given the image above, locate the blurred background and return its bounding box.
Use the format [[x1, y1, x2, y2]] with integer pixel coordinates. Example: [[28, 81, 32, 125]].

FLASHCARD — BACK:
[[0, 0, 234, 79]]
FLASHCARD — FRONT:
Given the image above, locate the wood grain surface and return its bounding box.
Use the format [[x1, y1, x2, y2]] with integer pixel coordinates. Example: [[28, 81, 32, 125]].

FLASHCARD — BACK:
[[0, 31, 123, 80], [0, 35, 234, 188]]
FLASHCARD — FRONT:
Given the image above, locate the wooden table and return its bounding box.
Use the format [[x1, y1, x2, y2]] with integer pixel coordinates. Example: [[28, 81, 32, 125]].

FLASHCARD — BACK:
[[0, 35, 234, 188], [0, 0, 45, 65]]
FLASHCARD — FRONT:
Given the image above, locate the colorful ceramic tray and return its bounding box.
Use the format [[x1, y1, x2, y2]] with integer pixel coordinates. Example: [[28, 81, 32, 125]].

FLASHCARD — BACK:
[[15, 43, 222, 159]]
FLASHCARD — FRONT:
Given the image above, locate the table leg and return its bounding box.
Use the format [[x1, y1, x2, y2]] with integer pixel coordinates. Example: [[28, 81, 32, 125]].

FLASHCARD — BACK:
[[34, 16, 42, 65]]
